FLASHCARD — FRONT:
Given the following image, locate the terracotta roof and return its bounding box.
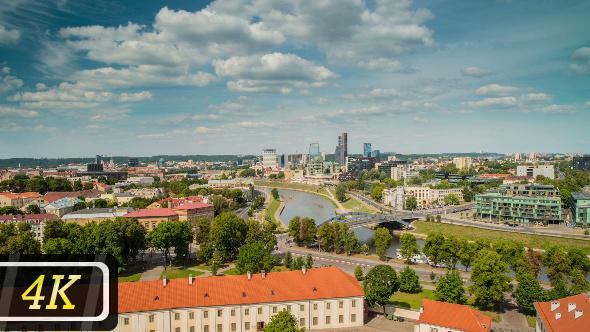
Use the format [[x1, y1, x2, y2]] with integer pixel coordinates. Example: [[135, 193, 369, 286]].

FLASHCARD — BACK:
[[118, 267, 363, 313], [0, 214, 58, 222], [124, 208, 178, 218], [43, 190, 101, 203], [173, 202, 214, 210], [0, 192, 20, 199], [417, 299, 491, 332], [534, 293, 589, 332]]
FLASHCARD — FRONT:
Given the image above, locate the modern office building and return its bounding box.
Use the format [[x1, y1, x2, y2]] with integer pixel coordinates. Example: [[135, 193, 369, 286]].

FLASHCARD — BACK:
[[452, 157, 472, 170], [572, 155, 590, 171], [114, 267, 364, 332], [128, 158, 140, 167], [335, 133, 348, 166], [363, 143, 372, 158], [516, 165, 555, 179], [345, 156, 376, 174], [370, 149, 381, 160], [475, 184, 562, 224], [309, 143, 321, 161], [571, 192, 590, 226], [262, 149, 278, 169], [533, 293, 588, 332]]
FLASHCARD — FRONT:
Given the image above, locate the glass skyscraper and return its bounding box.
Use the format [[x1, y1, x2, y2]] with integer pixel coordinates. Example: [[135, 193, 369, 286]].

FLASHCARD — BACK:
[[309, 143, 321, 161], [363, 143, 372, 157]]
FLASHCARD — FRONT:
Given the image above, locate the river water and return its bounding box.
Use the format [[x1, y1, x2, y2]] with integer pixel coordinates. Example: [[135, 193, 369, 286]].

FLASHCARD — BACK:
[[278, 188, 424, 257]]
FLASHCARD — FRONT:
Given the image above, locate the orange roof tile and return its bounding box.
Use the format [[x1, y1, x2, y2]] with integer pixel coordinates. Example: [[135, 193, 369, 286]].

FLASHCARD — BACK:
[[124, 208, 178, 218], [118, 267, 363, 313], [173, 202, 214, 210], [534, 293, 589, 332], [418, 299, 491, 332]]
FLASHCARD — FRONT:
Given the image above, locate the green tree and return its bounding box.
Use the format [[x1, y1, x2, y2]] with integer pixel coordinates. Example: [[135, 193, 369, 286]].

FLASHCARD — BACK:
[[567, 248, 590, 273], [399, 266, 422, 293], [374, 227, 392, 261], [194, 217, 211, 245], [263, 309, 303, 332], [435, 270, 467, 304], [209, 212, 248, 261], [354, 266, 364, 281], [399, 233, 419, 263], [147, 221, 193, 268], [543, 246, 571, 285], [363, 265, 399, 314], [423, 232, 446, 266], [370, 183, 385, 201], [469, 251, 510, 309], [440, 236, 461, 269], [458, 240, 479, 271], [405, 196, 417, 210], [305, 254, 313, 269], [271, 188, 279, 200], [494, 240, 525, 271], [0, 206, 24, 215], [92, 198, 108, 208], [239, 169, 256, 177], [72, 201, 87, 211], [42, 237, 74, 254], [236, 241, 275, 274], [513, 273, 547, 315], [25, 204, 41, 214], [444, 193, 460, 205], [569, 268, 590, 295], [283, 252, 292, 268], [288, 216, 317, 247], [335, 183, 347, 202]]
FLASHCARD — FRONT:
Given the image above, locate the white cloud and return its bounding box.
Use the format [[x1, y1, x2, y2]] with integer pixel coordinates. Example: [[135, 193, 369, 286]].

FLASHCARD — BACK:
[[475, 84, 520, 97], [136, 133, 167, 139], [461, 66, 493, 78], [0, 25, 20, 44], [569, 46, 590, 74], [208, 96, 248, 113], [35, 83, 47, 90], [0, 106, 38, 118], [225, 120, 274, 128], [214, 53, 337, 93], [194, 126, 211, 134], [465, 96, 517, 108], [586, 101, 590, 108], [89, 108, 132, 122], [357, 58, 412, 73], [0, 67, 24, 93], [10, 83, 114, 109], [522, 92, 551, 102], [119, 91, 152, 102]]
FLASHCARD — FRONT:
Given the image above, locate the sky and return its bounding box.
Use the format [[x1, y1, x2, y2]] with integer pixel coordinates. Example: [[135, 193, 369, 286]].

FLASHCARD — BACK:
[[0, 0, 589, 158]]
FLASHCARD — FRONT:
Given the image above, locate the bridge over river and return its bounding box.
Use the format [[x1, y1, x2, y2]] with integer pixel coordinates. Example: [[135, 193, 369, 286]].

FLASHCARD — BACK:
[[321, 211, 419, 229]]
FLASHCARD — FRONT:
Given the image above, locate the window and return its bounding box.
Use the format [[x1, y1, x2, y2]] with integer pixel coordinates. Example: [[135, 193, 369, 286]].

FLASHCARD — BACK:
[[231, 323, 236, 331], [339, 315, 343, 323], [299, 318, 305, 327], [351, 314, 356, 323], [217, 324, 222, 332], [217, 310, 222, 317], [188, 312, 194, 319], [190, 327, 194, 332], [204, 311, 209, 318], [203, 325, 209, 332], [245, 322, 250, 330], [300, 304, 304, 311], [272, 306, 277, 313], [123, 318, 129, 325], [312, 317, 318, 326], [175, 313, 180, 320], [287, 305, 291, 312], [313, 303, 318, 310], [257, 307, 262, 315], [175, 328, 180, 332], [149, 315, 154, 323], [244, 308, 249, 315], [352, 300, 356, 308], [326, 303, 331, 310], [325, 316, 331, 324], [339, 301, 343, 309], [231, 309, 235, 316]]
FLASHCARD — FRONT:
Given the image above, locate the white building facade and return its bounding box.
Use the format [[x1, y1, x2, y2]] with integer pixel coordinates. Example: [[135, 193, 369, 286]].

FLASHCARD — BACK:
[[516, 165, 555, 179]]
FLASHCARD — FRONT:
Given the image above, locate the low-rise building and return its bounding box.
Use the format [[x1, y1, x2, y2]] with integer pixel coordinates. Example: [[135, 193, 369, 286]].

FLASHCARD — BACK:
[[148, 196, 207, 209], [124, 208, 180, 230], [0, 191, 41, 209], [516, 165, 555, 179], [533, 293, 588, 332], [127, 176, 156, 185], [475, 184, 562, 224], [43, 197, 81, 217], [453, 157, 473, 170], [571, 192, 590, 227], [0, 213, 57, 241], [383, 187, 405, 210], [115, 267, 364, 332], [174, 202, 215, 222], [127, 187, 164, 199], [415, 299, 491, 332], [404, 186, 464, 208], [62, 207, 134, 225]]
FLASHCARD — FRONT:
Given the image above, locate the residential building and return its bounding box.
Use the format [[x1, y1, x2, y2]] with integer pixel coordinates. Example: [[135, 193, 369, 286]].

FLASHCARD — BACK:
[[0, 191, 40, 209], [43, 197, 81, 217], [115, 267, 364, 332], [204, 178, 254, 189], [414, 299, 491, 332], [533, 293, 588, 332], [62, 207, 133, 225], [516, 165, 555, 179], [124, 208, 180, 230], [404, 186, 464, 208], [335, 132, 348, 166], [148, 196, 207, 209], [475, 184, 562, 224], [383, 187, 405, 210], [345, 156, 376, 174], [572, 155, 590, 171], [174, 202, 215, 223], [571, 192, 590, 226], [127, 176, 155, 185], [262, 149, 278, 169], [126, 187, 164, 199], [453, 157, 473, 170], [39, 190, 102, 205], [0, 213, 57, 241], [128, 166, 165, 181], [114, 192, 136, 205], [363, 143, 372, 157]]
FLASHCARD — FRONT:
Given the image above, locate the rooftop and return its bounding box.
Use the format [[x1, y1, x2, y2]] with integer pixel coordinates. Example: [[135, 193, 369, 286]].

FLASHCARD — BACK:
[[62, 208, 132, 220], [124, 208, 178, 218], [173, 202, 214, 210], [417, 299, 491, 332], [118, 267, 363, 313], [572, 192, 590, 200], [534, 293, 589, 332], [0, 213, 58, 222]]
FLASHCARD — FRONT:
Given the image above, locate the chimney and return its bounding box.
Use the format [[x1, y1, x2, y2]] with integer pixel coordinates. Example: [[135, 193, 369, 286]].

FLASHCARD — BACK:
[[261, 270, 266, 279], [162, 277, 167, 287], [247, 271, 252, 280], [555, 312, 561, 320], [302, 266, 307, 275], [568, 302, 576, 312], [188, 274, 193, 285], [574, 310, 583, 319], [551, 301, 560, 311]]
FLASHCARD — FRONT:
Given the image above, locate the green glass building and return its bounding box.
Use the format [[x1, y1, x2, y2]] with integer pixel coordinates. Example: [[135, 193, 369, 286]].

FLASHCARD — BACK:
[[572, 192, 590, 227]]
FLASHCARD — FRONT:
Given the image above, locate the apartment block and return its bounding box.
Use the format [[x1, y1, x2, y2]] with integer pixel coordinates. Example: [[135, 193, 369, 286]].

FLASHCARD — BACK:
[[571, 192, 590, 226], [516, 165, 555, 179]]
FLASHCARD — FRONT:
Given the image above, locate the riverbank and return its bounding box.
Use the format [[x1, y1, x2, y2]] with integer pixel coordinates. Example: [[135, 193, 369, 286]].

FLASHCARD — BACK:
[[254, 180, 340, 209]]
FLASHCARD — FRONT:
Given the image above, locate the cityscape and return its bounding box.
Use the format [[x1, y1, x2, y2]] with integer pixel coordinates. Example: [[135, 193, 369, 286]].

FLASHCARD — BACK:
[[0, 1, 590, 332]]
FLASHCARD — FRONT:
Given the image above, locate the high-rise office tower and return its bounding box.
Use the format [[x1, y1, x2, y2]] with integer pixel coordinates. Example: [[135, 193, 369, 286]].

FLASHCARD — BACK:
[[335, 132, 348, 165], [363, 143, 372, 158], [309, 143, 321, 161]]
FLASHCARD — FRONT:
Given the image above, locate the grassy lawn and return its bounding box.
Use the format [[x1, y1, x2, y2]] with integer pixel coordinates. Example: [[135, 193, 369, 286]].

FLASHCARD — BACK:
[[265, 197, 281, 224], [271, 265, 290, 272], [389, 289, 435, 309], [526, 315, 537, 328], [222, 267, 241, 275], [118, 271, 142, 282], [340, 195, 378, 213], [161, 266, 205, 280], [192, 264, 212, 272], [413, 221, 590, 254]]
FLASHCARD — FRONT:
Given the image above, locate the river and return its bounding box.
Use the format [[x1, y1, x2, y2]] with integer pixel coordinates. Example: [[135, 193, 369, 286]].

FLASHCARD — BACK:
[[278, 188, 424, 257]]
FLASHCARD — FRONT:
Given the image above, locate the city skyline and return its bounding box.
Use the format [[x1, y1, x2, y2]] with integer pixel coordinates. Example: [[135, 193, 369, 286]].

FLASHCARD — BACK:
[[0, 0, 589, 157]]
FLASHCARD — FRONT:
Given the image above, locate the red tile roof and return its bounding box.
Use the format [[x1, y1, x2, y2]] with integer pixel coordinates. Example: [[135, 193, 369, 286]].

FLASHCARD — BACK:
[[0, 214, 58, 222], [124, 208, 178, 218], [118, 267, 363, 313], [534, 293, 589, 332], [173, 202, 214, 210], [417, 299, 491, 332], [42, 190, 101, 203]]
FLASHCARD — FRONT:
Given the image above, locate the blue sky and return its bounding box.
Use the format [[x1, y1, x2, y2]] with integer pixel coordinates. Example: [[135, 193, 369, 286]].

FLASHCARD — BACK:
[[0, 0, 589, 158]]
